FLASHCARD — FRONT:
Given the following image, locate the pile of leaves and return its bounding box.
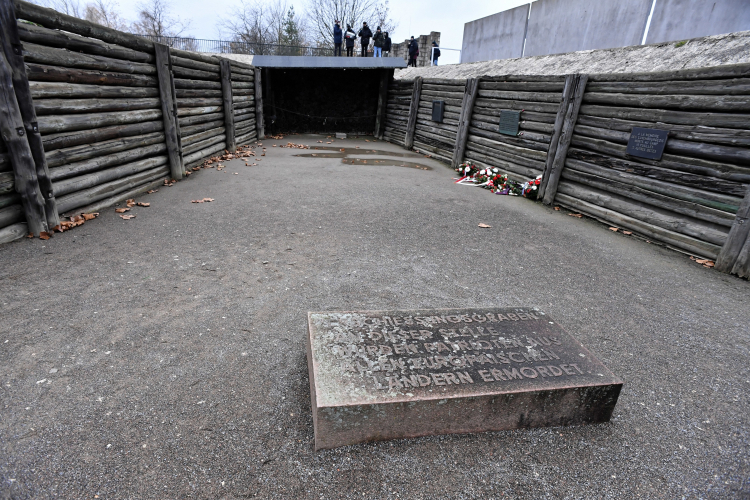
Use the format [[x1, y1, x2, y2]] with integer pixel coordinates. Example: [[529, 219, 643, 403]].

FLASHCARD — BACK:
[[45, 212, 99, 237], [197, 145, 261, 170], [279, 142, 309, 149]]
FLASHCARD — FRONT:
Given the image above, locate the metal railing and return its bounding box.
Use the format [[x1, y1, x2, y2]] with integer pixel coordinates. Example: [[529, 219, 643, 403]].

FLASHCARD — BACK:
[[134, 34, 334, 56]]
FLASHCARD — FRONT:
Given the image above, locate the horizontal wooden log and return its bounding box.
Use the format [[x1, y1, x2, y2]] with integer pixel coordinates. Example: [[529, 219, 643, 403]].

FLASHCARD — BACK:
[[174, 78, 221, 90], [182, 127, 225, 148], [183, 141, 227, 166], [232, 95, 254, 103], [169, 47, 219, 65], [232, 88, 255, 96], [38, 108, 162, 134], [423, 78, 467, 86], [582, 92, 750, 112], [473, 108, 558, 125], [564, 156, 742, 214], [413, 141, 452, 164], [0, 203, 22, 228], [0, 221, 26, 243], [0, 171, 14, 194], [178, 112, 224, 127], [479, 81, 565, 92], [468, 126, 549, 153], [18, 23, 153, 64], [587, 62, 750, 83], [0, 152, 9, 173], [586, 78, 750, 96], [568, 136, 750, 186], [26, 62, 157, 87], [480, 75, 567, 83], [234, 107, 254, 117], [578, 104, 750, 129], [29, 81, 159, 99], [234, 112, 255, 123], [230, 81, 255, 89], [175, 88, 222, 98], [474, 98, 559, 114], [171, 65, 219, 81], [556, 188, 725, 256], [46, 131, 164, 168], [466, 133, 547, 162], [67, 176, 165, 216], [176, 97, 222, 107], [235, 132, 256, 147], [464, 150, 539, 181], [50, 142, 167, 182], [235, 123, 255, 137], [230, 74, 254, 83], [183, 133, 226, 156], [233, 101, 253, 110], [561, 164, 735, 227], [465, 140, 546, 171], [419, 96, 463, 107], [471, 119, 551, 145], [471, 112, 555, 132], [572, 124, 750, 166], [42, 120, 163, 151], [180, 120, 224, 137], [177, 105, 221, 117], [22, 42, 156, 75], [0, 192, 20, 209], [226, 62, 255, 76], [34, 97, 160, 115], [56, 165, 169, 213], [53, 153, 168, 196], [413, 129, 454, 148], [416, 116, 459, 131], [170, 55, 219, 73], [14, 0, 155, 53], [421, 90, 465, 100], [557, 181, 729, 247], [477, 89, 562, 103]]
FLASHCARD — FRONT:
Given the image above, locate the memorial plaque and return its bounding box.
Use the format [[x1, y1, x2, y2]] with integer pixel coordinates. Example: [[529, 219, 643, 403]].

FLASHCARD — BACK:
[[307, 308, 623, 450], [497, 110, 520, 136], [626, 127, 669, 160], [431, 100, 445, 122]]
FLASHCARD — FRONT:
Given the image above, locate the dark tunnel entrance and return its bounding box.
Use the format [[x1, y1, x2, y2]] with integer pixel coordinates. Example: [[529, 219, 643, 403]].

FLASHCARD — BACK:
[[263, 68, 388, 134], [252, 57, 405, 135]]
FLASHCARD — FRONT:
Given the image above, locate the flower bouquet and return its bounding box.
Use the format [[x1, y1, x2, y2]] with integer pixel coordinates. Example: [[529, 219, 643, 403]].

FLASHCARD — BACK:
[[521, 175, 543, 200]]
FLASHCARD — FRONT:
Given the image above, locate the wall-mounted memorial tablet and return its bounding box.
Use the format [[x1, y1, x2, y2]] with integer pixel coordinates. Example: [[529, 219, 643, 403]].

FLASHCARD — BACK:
[[498, 110, 520, 136], [431, 100, 445, 122], [307, 307, 623, 450], [626, 127, 669, 160]]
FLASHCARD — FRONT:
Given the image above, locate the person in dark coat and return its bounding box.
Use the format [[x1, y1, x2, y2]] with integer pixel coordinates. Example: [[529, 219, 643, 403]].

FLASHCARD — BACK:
[[408, 36, 419, 67], [431, 40, 440, 66], [372, 26, 384, 57], [383, 32, 392, 57], [358, 22, 372, 57], [333, 20, 342, 56], [344, 24, 356, 57]]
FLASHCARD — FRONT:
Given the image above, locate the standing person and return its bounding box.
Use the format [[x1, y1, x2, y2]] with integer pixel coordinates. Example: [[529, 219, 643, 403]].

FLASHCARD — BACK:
[[372, 26, 384, 57], [358, 22, 372, 57], [344, 24, 356, 57], [333, 20, 342, 56], [383, 32, 392, 57], [408, 36, 419, 67], [431, 41, 440, 66]]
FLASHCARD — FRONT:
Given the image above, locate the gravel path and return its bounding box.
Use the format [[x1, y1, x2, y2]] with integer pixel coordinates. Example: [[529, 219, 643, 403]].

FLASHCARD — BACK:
[[1, 135, 748, 499]]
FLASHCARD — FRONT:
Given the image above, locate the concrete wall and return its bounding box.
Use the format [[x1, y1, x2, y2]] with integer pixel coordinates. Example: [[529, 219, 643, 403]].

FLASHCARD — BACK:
[[524, 0, 653, 57], [645, 0, 750, 44], [460, 4, 530, 63], [391, 32, 441, 67]]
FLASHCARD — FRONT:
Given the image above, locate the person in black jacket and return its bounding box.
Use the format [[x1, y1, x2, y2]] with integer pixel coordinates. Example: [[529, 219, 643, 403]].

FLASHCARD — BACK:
[[333, 20, 342, 56], [344, 24, 356, 56], [358, 22, 372, 57], [383, 32, 392, 57], [408, 36, 419, 67], [372, 26, 384, 57], [431, 41, 440, 66]]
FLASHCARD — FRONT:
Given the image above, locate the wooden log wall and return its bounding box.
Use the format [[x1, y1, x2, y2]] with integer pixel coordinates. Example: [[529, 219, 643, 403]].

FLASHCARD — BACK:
[[382, 79, 413, 147], [412, 78, 467, 164], [0, 0, 260, 241]]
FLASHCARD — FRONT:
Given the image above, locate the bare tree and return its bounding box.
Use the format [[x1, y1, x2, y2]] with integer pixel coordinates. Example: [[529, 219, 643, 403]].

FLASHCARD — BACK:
[[84, 0, 128, 30], [131, 0, 190, 39], [38, 0, 85, 17], [305, 0, 395, 48], [220, 0, 291, 53]]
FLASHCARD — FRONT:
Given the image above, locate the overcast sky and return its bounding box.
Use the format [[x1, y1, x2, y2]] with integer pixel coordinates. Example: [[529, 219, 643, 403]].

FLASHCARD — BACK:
[[114, 0, 532, 65]]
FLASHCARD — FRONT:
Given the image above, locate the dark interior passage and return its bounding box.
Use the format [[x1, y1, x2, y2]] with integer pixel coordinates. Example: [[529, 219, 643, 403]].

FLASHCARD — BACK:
[[263, 68, 386, 134]]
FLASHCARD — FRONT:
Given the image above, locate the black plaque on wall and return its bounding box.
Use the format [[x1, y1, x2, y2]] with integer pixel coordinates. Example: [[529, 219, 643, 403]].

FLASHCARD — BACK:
[[626, 127, 669, 160], [432, 100, 445, 122], [498, 110, 520, 136]]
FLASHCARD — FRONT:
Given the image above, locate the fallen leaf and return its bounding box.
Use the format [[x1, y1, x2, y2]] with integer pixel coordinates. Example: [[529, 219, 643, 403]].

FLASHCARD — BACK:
[[147, 189, 158, 194], [326, 142, 331, 144], [554, 207, 560, 211], [126, 199, 135, 207], [690, 256, 696, 260], [695, 259, 709, 264], [704, 261, 715, 268], [26, 233, 33, 238], [39, 231, 51, 240], [623, 231, 632, 235], [478, 223, 492, 228], [568, 213, 583, 218], [119, 214, 135, 220], [115, 208, 130, 213], [137, 202, 150, 207], [82, 212, 99, 220], [609, 227, 619, 232], [234, 172, 238, 175]]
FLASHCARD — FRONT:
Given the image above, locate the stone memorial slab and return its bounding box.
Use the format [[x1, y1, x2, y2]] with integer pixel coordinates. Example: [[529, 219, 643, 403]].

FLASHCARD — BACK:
[[626, 127, 669, 160], [307, 308, 623, 450], [497, 110, 520, 136]]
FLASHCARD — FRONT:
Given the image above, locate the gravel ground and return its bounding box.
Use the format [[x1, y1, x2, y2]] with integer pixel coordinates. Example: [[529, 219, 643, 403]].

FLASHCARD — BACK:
[[0, 135, 748, 499], [394, 31, 750, 80]]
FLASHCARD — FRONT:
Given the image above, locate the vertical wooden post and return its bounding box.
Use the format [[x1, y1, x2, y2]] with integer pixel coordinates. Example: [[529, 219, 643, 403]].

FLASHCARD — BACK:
[[451, 77, 480, 168], [254, 67, 264, 140], [374, 69, 393, 139], [542, 74, 588, 206], [538, 74, 576, 201], [404, 76, 422, 150], [1, 0, 58, 229], [716, 185, 750, 274], [0, 45, 47, 235], [154, 43, 183, 180], [219, 59, 236, 152]]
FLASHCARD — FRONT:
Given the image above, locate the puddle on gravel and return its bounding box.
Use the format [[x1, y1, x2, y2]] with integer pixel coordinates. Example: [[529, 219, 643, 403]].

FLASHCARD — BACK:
[[294, 146, 432, 170]]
